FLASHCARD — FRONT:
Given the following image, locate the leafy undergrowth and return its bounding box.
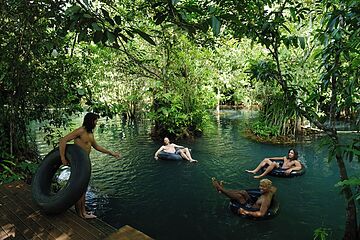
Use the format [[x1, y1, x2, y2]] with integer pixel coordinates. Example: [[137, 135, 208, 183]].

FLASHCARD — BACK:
[[0, 158, 38, 185]]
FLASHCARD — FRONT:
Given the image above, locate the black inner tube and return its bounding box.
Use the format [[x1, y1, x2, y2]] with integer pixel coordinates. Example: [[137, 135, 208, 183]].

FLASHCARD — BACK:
[[229, 189, 280, 220], [31, 144, 91, 214]]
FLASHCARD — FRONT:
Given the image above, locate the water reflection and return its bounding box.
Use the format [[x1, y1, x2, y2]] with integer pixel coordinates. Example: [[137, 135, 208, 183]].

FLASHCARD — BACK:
[[35, 110, 357, 240]]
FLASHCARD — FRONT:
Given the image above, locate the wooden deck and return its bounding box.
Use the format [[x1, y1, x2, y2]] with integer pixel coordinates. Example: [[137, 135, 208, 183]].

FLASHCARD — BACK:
[[0, 181, 152, 240]]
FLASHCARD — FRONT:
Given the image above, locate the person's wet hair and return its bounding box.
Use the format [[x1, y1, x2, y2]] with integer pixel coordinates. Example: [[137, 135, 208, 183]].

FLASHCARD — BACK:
[[288, 148, 298, 160], [260, 179, 272, 189], [82, 112, 100, 133]]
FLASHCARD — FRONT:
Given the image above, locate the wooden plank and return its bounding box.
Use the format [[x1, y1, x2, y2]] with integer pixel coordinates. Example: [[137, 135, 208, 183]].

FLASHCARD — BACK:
[[0, 185, 77, 240], [0, 224, 12, 240], [81, 214, 116, 235], [0, 192, 26, 240], [105, 225, 153, 240], [0, 228, 8, 240], [0, 195, 37, 240], [1, 181, 152, 240], [0, 186, 57, 240], [0, 189, 46, 240], [0, 223, 26, 240], [2, 182, 84, 240], [2, 181, 111, 239], [2, 182, 91, 240]]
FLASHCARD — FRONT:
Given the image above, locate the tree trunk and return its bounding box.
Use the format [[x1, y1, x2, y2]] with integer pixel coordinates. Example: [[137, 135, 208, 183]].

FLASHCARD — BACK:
[[335, 151, 359, 240]]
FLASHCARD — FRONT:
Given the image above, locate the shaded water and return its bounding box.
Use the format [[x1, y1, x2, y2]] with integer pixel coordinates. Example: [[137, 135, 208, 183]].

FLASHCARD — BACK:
[[36, 110, 359, 240]]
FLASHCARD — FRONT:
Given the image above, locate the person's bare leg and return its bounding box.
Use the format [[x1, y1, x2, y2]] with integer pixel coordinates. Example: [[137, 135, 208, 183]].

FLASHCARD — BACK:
[[211, 177, 249, 204], [76, 193, 96, 219], [75, 194, 85, 218], [180, 149, 197, 163], [254, 162, 277, 179], [184, 148, 198, 162], [179, 150, 190, 161], [75, 196, 84, 218], [246, 158, 272, 174]]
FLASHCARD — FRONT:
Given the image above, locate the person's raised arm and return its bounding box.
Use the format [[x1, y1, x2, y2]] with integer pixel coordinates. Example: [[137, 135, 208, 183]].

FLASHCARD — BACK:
[[172, 143, 184, 149], [92, 140, 120, 158], [267, 156, 286, 161], [154, 146, 164, 160], [59, 127, 84, 165]]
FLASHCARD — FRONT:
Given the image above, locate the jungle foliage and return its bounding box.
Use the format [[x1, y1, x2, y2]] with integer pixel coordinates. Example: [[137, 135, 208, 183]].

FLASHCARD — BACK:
[[147, 0, 359, 238], [0, 0, 89, 182], [0, 0, 359, 238]]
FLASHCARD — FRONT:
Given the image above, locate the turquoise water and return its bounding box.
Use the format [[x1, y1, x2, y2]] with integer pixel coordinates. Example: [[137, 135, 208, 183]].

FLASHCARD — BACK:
[[35, 110, 359, 240]]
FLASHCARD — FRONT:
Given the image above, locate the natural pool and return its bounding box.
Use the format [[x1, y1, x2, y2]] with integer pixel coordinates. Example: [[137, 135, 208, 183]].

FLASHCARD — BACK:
[[36, 110, 359, 240]]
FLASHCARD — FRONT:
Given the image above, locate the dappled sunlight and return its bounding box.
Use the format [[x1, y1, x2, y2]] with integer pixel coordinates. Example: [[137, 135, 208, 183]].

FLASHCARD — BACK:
[[0, 224, 15, 239], [0, 181, 116, 239], [55, 233, 72, 240]]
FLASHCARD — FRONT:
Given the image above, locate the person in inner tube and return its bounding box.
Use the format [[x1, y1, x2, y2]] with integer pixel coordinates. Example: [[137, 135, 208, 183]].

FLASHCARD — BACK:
[[245, 148, 302, 178], [212, 178, 276, 218], [59, 112, 121, 219], [154, 137, 198, 163]]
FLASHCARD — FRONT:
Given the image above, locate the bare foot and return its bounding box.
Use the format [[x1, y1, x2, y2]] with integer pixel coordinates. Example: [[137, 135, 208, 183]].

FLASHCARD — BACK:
[[219, 180, 224, 187], [211, 177, 223, 193], [83, 212, 97, 219], [190, 159, 198, 163], [245, 170, 256, 174], [254, 175, 263, 179]]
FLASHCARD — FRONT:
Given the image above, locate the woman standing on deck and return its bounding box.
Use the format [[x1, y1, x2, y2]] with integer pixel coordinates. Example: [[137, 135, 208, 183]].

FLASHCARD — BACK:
[[59, 112, 120, 219]]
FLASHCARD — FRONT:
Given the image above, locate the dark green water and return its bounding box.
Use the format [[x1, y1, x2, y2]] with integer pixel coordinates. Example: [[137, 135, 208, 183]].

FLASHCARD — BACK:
[[36, 110, 359, 240]]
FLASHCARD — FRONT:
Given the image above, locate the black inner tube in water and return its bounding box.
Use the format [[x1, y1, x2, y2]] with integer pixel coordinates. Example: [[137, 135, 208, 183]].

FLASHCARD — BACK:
[[157, 150, 183, 161], [229, 189, 280, 220], [261, 159, 306, 177]]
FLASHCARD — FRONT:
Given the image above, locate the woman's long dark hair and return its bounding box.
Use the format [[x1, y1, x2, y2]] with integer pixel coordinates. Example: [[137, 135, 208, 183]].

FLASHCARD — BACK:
[[288, 148, 298, 160], [82, 113, 99, 133]]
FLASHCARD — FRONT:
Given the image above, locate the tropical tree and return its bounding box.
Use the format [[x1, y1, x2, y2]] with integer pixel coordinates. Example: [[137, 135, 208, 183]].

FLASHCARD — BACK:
[[0, 1, 88, 171], [65, 1, 222, 138], [148, 0, 359, 238]]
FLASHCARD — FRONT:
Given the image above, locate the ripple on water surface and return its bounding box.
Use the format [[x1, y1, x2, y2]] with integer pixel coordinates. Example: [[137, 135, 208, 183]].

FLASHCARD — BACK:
[[34, 113, 350, 240]]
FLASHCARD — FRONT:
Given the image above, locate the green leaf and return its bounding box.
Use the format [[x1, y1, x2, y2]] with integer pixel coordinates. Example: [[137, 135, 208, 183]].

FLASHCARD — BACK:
[[66, 5, 81, 15], [78, 31, 86, 42], [114, 15, 122, 25], [106, 31, 116, 43], [77, 88, 85, 96], [125, 30, 134, 38], [292, 36, 299, 48], [281, 23, 291, 33], [290, 7, 296, 21], [114, 27, 121, 36], [155, 13, 167, 25], [93, 31, 103, 44], [107, 17, 115, 26], [299, 37, 305, 49], [132, 29, 156, 45], [101, 32, 108, 44], [119, 33, 129, 43], [335, 178, 360, 187], [101, 8, 110, 19], [211, 16, 220, 36], [345, 148, 360, 157], [1, 160, 15, 165], [328, 16, 338, 31], [91, 23, 102, 31], [172, 0, 180, 5]]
